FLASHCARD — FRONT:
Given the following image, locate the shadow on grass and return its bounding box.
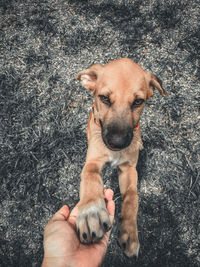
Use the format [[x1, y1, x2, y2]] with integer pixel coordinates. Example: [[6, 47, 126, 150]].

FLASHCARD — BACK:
[[64, 1, 191, 59], [103, 195, 199, 267]]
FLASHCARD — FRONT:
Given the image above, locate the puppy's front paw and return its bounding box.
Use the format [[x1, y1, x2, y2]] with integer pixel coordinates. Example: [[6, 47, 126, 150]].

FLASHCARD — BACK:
[[76, 199, 111, 244], [119, 220, 140, 257]]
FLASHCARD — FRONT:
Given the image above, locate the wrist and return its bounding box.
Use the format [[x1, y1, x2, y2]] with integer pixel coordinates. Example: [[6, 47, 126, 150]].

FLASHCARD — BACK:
[[42, 257, 102, 267], [42, 257, 69, 267]]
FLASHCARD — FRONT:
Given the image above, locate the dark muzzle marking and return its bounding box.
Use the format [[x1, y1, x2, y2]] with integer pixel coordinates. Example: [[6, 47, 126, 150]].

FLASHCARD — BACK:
[[102, 124, 133, 151]]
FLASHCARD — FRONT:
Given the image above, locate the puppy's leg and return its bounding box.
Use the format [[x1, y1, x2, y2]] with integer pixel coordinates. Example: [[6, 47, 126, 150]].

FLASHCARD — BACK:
[[118, 163, 140, 257], [76, 159, 112, 244]]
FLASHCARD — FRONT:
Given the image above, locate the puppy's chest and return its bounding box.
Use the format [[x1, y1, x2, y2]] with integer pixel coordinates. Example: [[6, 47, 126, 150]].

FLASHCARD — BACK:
[[109, 156, 125, 168]]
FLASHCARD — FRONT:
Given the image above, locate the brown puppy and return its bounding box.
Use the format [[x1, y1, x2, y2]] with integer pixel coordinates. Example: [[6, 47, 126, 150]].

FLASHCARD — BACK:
[[76, 58, 167, 257]]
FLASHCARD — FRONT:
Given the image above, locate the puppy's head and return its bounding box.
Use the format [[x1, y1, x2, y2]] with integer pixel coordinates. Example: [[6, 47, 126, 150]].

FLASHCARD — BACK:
[[77, 58, 167, 151]]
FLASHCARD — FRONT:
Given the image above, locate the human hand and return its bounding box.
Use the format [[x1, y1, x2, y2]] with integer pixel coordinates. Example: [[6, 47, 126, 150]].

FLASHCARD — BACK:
[[42, 189, 115, 267]]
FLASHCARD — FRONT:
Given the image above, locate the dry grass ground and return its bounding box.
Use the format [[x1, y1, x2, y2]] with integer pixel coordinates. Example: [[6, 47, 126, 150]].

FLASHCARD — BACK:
[[0, 0, 199, 266]]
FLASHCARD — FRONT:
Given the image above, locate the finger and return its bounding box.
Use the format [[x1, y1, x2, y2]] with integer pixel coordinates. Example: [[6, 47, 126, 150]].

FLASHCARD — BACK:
[[107, 199, 115, 218], [98, 223, 113, 253], [67, 205, 79, 226], [104, 189, 115, 218], [103, 227, 112, 243], [50, 205, 70, 222], [104, 189, 114, 201]]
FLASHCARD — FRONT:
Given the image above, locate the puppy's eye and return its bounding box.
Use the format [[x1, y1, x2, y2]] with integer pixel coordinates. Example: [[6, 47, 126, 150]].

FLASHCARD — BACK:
[[99, 95, 111, 106], [131, 99, 144, 109]]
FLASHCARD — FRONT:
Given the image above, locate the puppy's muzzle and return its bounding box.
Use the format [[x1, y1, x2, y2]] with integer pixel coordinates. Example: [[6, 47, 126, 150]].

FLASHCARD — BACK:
[[102, 124, 133, 151]]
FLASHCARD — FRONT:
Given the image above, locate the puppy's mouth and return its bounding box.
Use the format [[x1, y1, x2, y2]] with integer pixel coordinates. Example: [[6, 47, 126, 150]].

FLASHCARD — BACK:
[[101, 123, 133, 151], [104, 142, 123, 151], [103, 138, 132, 151]]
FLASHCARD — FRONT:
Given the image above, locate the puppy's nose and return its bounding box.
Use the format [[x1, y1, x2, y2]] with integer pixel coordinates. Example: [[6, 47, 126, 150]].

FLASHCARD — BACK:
[[105, 129, 133, 150]]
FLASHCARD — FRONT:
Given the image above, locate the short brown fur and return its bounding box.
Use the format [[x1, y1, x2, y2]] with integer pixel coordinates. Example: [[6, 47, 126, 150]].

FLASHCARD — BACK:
[[76, 58, 167, 256]]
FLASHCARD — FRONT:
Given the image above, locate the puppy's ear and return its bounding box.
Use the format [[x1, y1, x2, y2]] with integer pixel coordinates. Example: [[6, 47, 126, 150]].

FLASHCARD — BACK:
[[145, 71, 168, 99], [77, 64, 102, 91]]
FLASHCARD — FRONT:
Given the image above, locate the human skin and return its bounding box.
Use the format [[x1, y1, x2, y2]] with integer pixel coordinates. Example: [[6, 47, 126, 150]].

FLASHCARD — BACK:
[[42, 189, 115, 267]]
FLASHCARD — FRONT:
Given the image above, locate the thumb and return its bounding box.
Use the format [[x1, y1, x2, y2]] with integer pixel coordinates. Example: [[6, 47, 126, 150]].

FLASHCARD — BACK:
[[50, 205, 70, 222]]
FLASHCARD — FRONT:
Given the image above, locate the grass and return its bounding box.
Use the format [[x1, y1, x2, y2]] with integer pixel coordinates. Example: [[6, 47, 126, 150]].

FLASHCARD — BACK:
[[0, 0, 199, 266]]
